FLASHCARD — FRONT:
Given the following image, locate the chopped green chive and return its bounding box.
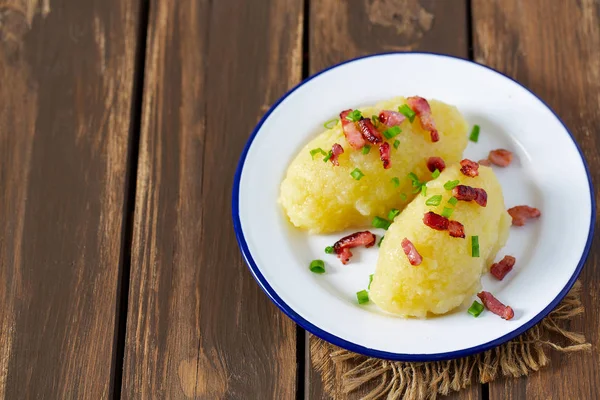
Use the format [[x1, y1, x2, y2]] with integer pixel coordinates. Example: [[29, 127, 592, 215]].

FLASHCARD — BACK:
[[391, 177, 400, 187], [444, 180, 460, 190], [471, 236, 480, 257], [393, 139, 400, 149], [388, 208, 400, 220], [469, 125, 480, 142], [432, 169, 441, 179], [421, 185, 428, 196], [441, 207, 454, 218], [425, 195, 443, 206], [356, 289, 369, 304], [378, 235, 384, 247], [309, 259, 326, 274], [383, 126, 402, 139], [368, 274, 374, 289], [408, 172, 420, 185], [323, 151, 333, 162], [345, 110, 363, 122], [468, 301, 484, 317], [372, 216, 391, 230], [350, 168, 364, 180], [323, 118, 339, 129], [310, 148, 327, 159], [448, 196, 458, 206], [362, 145, 371, 154], [324, 246, 334, 254], [400, 193, 408, 201], [398, 104, 416, 123], [371, 115, 380, 127]]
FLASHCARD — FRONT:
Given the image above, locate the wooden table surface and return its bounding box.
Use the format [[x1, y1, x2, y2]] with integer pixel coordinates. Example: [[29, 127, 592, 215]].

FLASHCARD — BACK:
[[1, 0, 598, 398]]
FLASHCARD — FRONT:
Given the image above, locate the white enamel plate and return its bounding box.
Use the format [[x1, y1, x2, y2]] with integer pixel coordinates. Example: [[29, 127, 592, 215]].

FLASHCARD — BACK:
[[232, 53, 595, 361]]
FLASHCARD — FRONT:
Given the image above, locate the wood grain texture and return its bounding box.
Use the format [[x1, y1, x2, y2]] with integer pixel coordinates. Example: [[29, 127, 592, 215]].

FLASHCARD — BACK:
[[0, 0, 140, 398], [472, 0, 600, 399], [307, 0, 478, 398], [121, 0, 303, 398]]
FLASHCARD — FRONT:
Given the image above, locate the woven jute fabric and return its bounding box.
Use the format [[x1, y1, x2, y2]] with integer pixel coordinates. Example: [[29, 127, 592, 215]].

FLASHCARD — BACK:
[[311, 281, 590, 400]]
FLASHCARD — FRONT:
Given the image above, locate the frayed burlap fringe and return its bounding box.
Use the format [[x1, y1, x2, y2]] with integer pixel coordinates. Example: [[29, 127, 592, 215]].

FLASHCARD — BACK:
[[311, 281, 590, 400]]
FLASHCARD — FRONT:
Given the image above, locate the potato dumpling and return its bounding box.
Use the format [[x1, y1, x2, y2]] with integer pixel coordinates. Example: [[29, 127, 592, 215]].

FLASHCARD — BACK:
[[370, 164, 511, 317], [279, 97, 468, 233]]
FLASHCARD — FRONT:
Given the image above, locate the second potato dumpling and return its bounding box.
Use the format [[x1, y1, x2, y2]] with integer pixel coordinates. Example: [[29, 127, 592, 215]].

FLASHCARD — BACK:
[[370, 163, 512, 317]]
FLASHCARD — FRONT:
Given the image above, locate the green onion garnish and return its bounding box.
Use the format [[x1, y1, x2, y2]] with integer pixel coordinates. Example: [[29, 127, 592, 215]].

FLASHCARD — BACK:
[[391, 177, 400, 187], [372, 216, 391, 230], [371, 115, 379, 127], [345, 110, 363, 122], [444, 180, 460, 190], [432, 169, 441, 179], [388, 208, 400, 220], [441, 207, 454, 218], [325, 246, 334, 254], [350, 168, 364, 180], [393, 139, 400, 149], [362, 145, 371, 154], [310, 148, 327, 159], [368, 274, 374, 289], [356, 289, 369, 304], [425, 195, 442, 206], [471, 236, 480, 257], [468, 301, 484, 317], [408, 172, 420, 185], [309, 260, 326, 274], [323, 118, 339, 129], [383, 126, 402, 139], [323, 151, 333, 162], [469, 125, 480, 142], [398, 104, 416, 123], [378, 236, 384, 247], [400, 193, 407, 201], [448, 196, 458, 206], [421, 185, 427, 196]]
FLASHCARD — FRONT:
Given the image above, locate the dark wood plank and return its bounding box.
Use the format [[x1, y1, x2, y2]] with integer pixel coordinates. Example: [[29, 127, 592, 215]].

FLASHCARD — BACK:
[[121, 0, 303, 398], [0, 0, 141, 397], [307, 1, 478, 399], [472, 0, 600, 399]]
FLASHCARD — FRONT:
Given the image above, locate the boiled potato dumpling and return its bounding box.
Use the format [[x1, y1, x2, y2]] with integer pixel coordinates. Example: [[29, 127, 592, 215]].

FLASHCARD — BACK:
[[370, 164, 511, 317], [279, 97, 468, 234]]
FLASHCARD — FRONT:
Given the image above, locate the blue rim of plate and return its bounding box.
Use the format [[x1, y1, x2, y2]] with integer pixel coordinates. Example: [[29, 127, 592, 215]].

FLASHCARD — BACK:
[[231, 52, 596, 361]]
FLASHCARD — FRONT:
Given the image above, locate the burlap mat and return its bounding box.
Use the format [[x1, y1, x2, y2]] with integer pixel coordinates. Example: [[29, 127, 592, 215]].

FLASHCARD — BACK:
[[311, 281, 590, 400]]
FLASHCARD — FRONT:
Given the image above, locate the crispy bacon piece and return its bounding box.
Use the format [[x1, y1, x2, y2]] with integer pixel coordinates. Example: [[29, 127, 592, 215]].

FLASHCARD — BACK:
[[460, 159, 480, 177], [452, 185, 488, 207], [423, 211, 449, 230], [427, 156, 446, 173], [333, 231, 376, 265], [488, 149, 513, 167], [401, 238, 422, 266], [329, 143, 344, 166], [378, 110, 406, 126], [406, 96, 439, 142], [379, 142, 391, 169], [490, 255, 516, 280], [507, 205, 541, 226], [477, 291, 514, 320], [340, 109, 366, 150], [478, 159, 492, 166], [448, 220, 466, 238], [357, 118, 383, 144]]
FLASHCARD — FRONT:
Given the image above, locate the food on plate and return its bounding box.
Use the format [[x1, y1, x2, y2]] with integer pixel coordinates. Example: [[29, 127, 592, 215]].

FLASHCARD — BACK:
[[332, 231, 376, 264], [487, 149, 513, 167], [369, 162, 512, 317], [507, 205, 541, 226], [279, 96, 468, 233], [490, 255, 516, 280], [477, 291, 514, 320]]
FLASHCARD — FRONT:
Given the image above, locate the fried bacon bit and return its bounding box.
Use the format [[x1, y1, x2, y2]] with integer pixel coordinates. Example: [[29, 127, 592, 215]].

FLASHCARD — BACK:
[[448, 220, 466, 238], [460, 159, 480, 177], [423, 211, 449, 231], [401, 238, 422, 266], [490, 255, 516, 280], [427, 156, 446, 173], [329, 143, 344, 166], [452, 185, 488, 207], [333, 231, 376, 265], [379, 142, 391, 169], [507, 205, 541, 226], [488, 149, 513, 167], [340, 109, 366, 150], [477, 291, 514, 320], [378, 110, 406, 126], [478, 159, 492, 166], [357, 118, 383, 144], [406, 96, 439, 142]]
